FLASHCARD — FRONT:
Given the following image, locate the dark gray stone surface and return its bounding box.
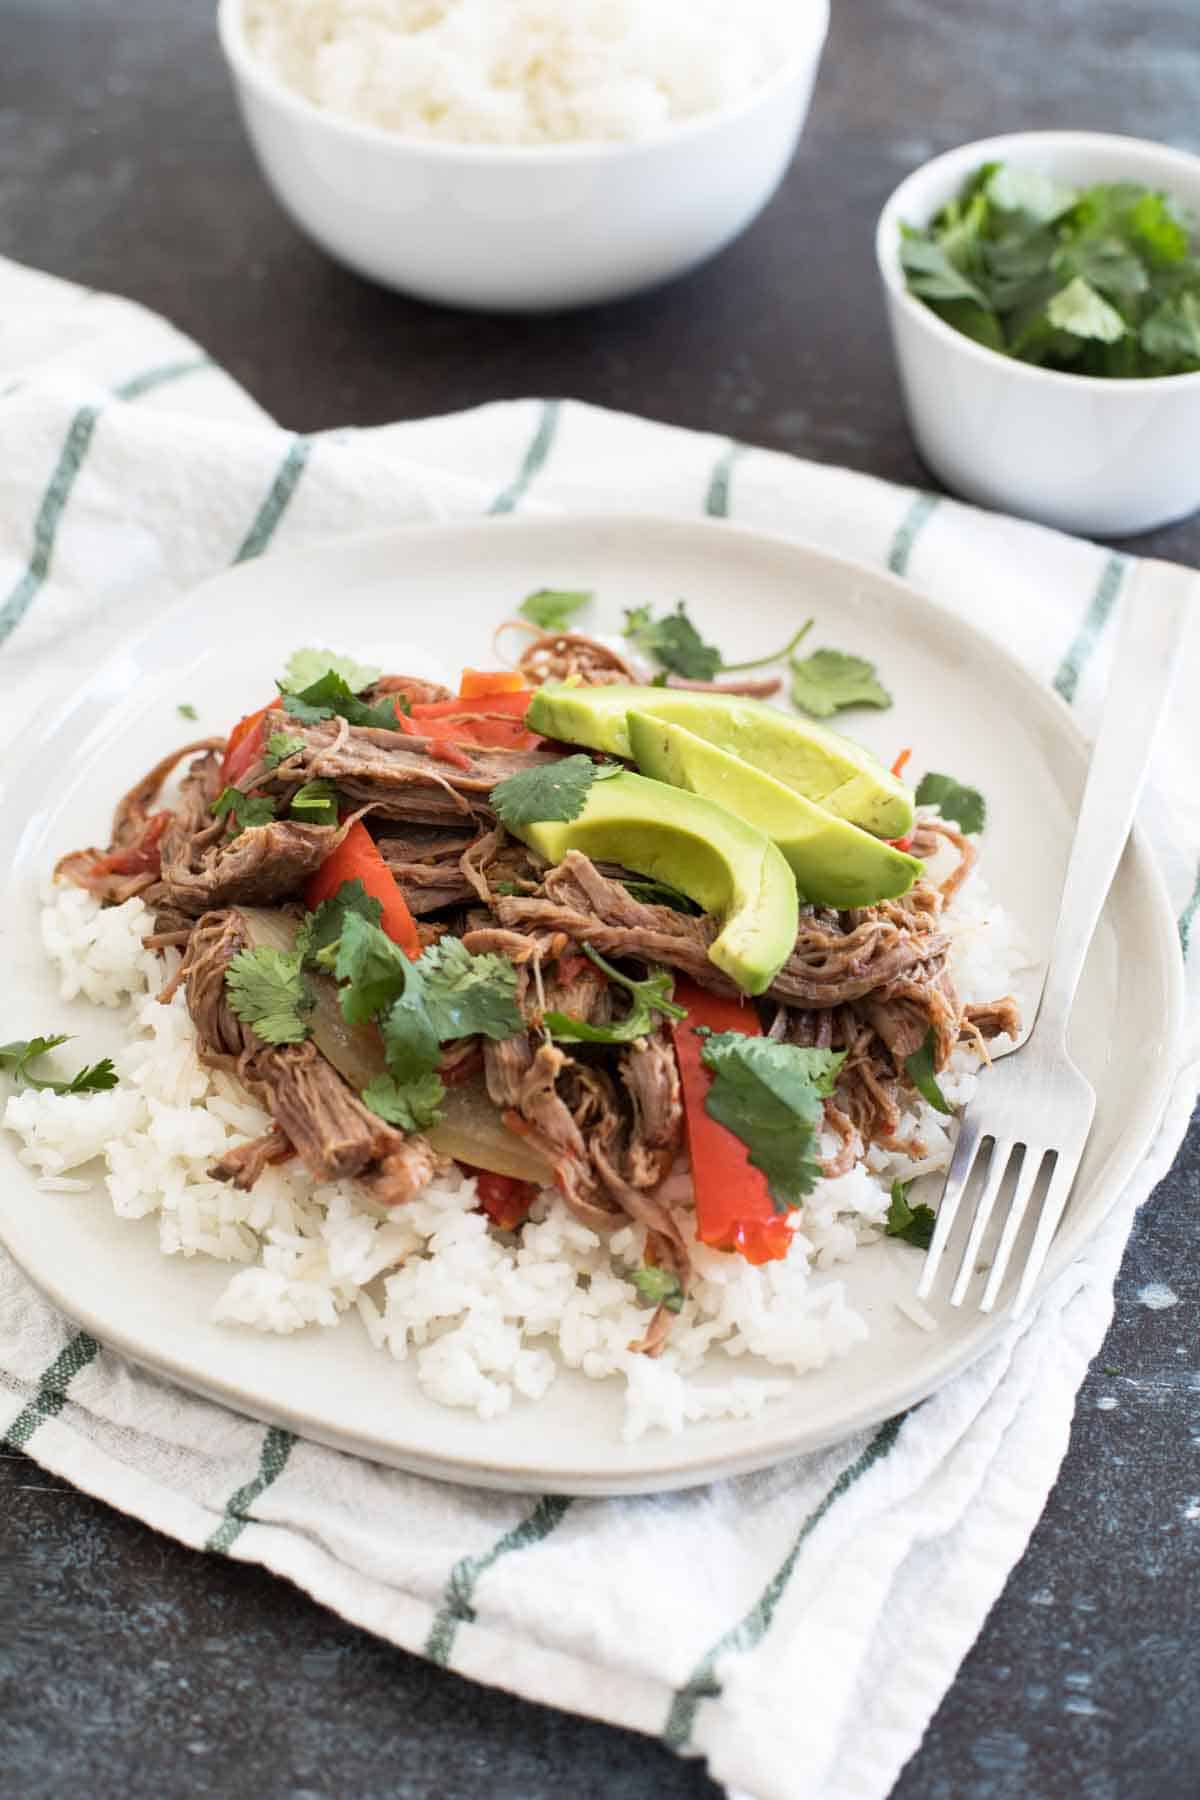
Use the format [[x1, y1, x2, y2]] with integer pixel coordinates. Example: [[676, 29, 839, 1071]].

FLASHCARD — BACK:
[[1, 1, 1197, 1795]]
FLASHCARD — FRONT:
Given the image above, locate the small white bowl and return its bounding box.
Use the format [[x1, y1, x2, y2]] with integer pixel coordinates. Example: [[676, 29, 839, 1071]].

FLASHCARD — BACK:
[[217, 0, 829, 314], [876, 131, 1200, 537]]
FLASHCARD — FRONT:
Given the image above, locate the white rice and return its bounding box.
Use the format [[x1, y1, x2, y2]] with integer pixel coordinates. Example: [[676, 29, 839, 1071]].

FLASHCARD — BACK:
[[5, 824, 1030, 1439], [244, 0, 802, 146]]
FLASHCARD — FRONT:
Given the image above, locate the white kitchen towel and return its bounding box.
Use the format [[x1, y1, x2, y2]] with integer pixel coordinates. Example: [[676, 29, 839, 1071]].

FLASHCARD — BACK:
[[1, 257, 1197, 1800]]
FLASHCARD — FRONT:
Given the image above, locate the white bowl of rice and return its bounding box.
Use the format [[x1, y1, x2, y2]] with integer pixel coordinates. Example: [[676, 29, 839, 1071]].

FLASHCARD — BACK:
[[218, 0, 830, 311]]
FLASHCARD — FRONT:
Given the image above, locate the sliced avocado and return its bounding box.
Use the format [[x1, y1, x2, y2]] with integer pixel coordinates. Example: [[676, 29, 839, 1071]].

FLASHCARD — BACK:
[[527, 682, 913, 840], [508, 770, 797, 996], [627, 712, 923, 908]]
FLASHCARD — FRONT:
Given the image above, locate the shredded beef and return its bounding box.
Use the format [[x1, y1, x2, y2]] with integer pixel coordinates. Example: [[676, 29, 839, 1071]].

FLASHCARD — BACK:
[[55, 736, 224, 904]]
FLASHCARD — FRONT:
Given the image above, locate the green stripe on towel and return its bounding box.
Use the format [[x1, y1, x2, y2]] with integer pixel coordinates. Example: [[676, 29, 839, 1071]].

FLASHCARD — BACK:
[[1052, 553, 1126, 704], [663, 1413, 905, 1750], [113, 355, 212, 403], [425, 1494, 572, 1665], [489, 400, 561, 515], [705, 440, 744, 517], [233, 436, 313, 563], [0, 403, 101, 647], [205, 1425, 295, 1555], [2, 1330, 100, 1450], [886, 492, 940, 576], [1179, 857, 1200, 959]]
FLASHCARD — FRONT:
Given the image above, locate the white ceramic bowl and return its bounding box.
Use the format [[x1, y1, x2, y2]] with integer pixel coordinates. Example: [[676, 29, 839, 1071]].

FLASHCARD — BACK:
[[217, 0, 829, 313], [876, 131, 1200, 538]]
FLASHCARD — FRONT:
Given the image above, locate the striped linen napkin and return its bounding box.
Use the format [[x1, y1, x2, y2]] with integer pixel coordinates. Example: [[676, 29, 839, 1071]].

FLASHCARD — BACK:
[[1, 256, 1197, 1800]]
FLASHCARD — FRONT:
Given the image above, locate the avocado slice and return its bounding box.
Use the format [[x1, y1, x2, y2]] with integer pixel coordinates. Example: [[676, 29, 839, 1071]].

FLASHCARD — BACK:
[[507, 770, 798, 996], [627, 712, 923, 908], [526, 682, 913, 840]]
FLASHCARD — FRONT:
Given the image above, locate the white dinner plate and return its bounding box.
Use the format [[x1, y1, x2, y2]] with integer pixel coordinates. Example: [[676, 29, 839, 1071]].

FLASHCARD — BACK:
[[0, 516, 1183, 1494]]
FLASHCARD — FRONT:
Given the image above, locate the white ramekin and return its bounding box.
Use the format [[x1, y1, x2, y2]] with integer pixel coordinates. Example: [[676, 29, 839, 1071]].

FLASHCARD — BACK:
[[218, 0, 829, 314], [876, 131, 1200, 538]]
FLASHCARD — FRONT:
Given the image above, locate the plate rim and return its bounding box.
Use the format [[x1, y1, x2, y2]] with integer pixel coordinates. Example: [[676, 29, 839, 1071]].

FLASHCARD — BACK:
[[0, 512, 1184, 1494]]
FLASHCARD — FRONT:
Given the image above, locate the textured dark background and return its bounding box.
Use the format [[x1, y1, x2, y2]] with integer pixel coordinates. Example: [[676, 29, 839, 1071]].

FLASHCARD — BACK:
[[1, 2, 1198, 1796]]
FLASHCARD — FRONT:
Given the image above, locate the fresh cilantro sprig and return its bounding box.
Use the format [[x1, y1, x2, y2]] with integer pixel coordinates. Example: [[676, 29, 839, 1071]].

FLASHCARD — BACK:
[[361, 1070, 446, 1132], [519, 588, 592, 632], [282, 648, 381, 695], [278, 669, 401, 732], [790, 649, 892, 718], [177, 702, 198, 721], [212, 786, 278, 834], [631, 1266, 685, 1313], [491, 755, 622, 829], [900, 163, 1200, 376], [295, 879, 383, 968], [266, 731, 306, 767], [289, 779, 339, 826], [224, 948, 312, 1045], [623, 602, 815, 680], [696, 1032, 846, 1213], [885, 1177, 937, 1250], [903, 1028, 953, 1115], [914, 772, 986, 835], [0, 1036, 117, 1095], [544, 945, 686, 1044]]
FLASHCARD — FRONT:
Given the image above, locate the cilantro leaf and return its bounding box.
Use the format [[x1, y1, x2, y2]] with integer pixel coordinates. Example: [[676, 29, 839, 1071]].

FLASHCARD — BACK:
[[914, 772, 987, 835], [294, 879, 383, 968], [631, 1266, 684, 1313], [1045, 276, 1127, 344], [266, 731, 306, 767], [491, 754, 616, 829], [224, 948, 312, 1045], [696, 1033, 846, 1213], [361, 1070, 446, 1132], [333, 912, 411, 1026], [282, 648, 381, 695], [379, 964, 442, 1083], [289, 779, 339, 826], [0, 1035, 118, 1095], [899, 230, 990, 306], [519, 588, 592, 632], [544, 945, 685, 1044], [418, 938, 523, 1042], [177, 702, 198, 721], [790, 649, 892, 718], [620, 877, 701, 916], [985, 164, 1078, 225], [623, 602, 722, 681], [903, 1028, 953, 1115], [211, 786, 278, 834], [278, 670, 401, 732], [885, 1177, 937, 1250], [1140, 291, 1200, 361]]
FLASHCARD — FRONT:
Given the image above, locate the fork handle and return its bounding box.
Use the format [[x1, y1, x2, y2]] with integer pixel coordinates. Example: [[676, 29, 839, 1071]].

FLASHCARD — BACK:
[[1037, 557, 1194, 1044]]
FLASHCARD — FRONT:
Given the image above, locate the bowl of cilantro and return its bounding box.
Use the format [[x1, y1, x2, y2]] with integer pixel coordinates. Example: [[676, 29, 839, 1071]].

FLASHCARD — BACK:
[[875, 131, 1200, 536]]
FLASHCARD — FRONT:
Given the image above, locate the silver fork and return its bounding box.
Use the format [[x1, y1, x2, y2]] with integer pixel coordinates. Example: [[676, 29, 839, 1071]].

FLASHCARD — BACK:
[[917, 558, 1193, 1319]]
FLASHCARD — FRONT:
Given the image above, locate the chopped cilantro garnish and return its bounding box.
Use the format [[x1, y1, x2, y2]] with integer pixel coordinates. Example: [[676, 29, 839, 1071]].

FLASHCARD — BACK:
[[721, 620, 814, 673], [901, 163, 1200, 377], [885, 1177, 937, 1250], [333, 912, 412, 1027], [631, 1266, 685, 1313], [903, 1028, 953, 1115], [278, 670, 401, 732], [519, 588, 592, 632], [491, 754, 621, 829], [266, 731, 306, 768], [914, 772, 987, 835], [289, 779, 339, 826], [361, 1070, 446, 1132], [544, 945, 685, 1044], [620, 877, 701, 916], [492, 880, 520, 897], [790, 649, 892, 718], [417, 938, 523, 1043], [282, 648, 381, 695], [623, 602, 722, 681], [0, 1035, 118, 1095], [697, 1033, 846, 1213], [211, 786, 278, 834], [224, 948, 312, 1045], [177, 703, 198, 721], [295, 879, 383, 969]]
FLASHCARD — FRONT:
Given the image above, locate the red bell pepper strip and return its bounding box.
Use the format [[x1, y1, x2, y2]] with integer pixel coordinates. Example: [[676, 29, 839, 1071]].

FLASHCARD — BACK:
[[459, 669, 527, 700], [304, 819, 422, 960], [470, 1169, 537, 1232], [890, 746, 912, 778], [412, 690, 531, 722], [221, 699, 277, 787], [671, 979, 792, 1265]]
